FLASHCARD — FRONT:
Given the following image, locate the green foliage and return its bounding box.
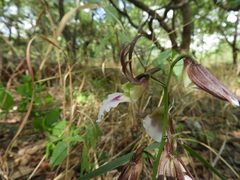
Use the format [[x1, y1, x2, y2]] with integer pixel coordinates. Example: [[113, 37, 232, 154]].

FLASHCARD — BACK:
[[50, 141, 68, 167], [79, 151, 134, 180], [105, 5, 119, 25], [47, 124, 85, 167], [46, 121, 100, 170], [0, 82, 14, 111], [118, 31, 131, 44], [16, 76, 45, 112], [1, 75, 102, 171], [0, 0, 238, 179], [152, 49, 172, 73], [95, 33, 112, 57], [13, 75, 61, 131], [80, 123, 101, 175], [173, 60, 184, 80], [32, 108, 61, 131]]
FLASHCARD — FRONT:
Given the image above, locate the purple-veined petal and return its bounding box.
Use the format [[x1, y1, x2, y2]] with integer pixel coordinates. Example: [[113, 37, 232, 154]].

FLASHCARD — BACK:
[[184, 59, 240, 107], [97, 93, 131, 122], [117, 144, 146, 180], [157, 142, 195, 179]]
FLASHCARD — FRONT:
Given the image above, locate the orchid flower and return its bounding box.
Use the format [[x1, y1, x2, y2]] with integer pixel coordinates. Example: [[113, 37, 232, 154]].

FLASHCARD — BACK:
[[183, 58, 240, 107], [97, 35, 160, 123], [157, 149, 194, 180], [117, 144, 146, 180], [142, 107, 166, 142], [96, 82, 148, 122], [157, 128, 194, 180]]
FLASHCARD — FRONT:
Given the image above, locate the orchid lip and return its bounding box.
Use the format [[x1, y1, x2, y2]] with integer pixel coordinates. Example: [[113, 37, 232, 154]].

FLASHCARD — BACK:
[[96, 93, 131, 122]]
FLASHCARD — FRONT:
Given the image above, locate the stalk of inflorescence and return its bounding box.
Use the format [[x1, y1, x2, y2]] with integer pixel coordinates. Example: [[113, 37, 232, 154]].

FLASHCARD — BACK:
[[152, 53, 194, 179]]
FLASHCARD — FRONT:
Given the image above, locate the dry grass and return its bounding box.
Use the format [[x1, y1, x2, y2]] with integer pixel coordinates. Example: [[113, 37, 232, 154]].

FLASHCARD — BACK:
[[1, 9, 239, 177], [1, 55, 240, 179], [76, 62, 240, 179]]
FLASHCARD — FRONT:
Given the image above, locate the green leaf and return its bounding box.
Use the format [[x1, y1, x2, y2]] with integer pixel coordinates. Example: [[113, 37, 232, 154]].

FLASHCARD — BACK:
[[95, 33, 111, 56], [51, 121, 68, 136], [118, 31, 131, 44], [0, 90, 14, 110], [152, 49, 171, 67], [48, 134, 62, 143], [46, 142, 54, 159], [81, 144, 90, 175], [0, 82, 4, 88], [173, 60, 183, 80], [77, 92, 89, 104], [136, 59, 148, 71], [182, 144, 226, 180], [79, 152, 134, 179], [79, 143, 160, 179], [32, 118, 46, 131], [65, 135, 84, 142], [105, 5, 119, 24], [44, 94, 54, 105], [50, 141, 68, 167], [84, 124, 100, 147], [45, 108, 60, 126], [86, 0, 101, 4], [17, 82, 32, 96]]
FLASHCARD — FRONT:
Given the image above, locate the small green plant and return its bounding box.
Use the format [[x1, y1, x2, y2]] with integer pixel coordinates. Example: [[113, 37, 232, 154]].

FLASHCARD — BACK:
[[1, 74, 101, 173], [0, 82, 14, 118]]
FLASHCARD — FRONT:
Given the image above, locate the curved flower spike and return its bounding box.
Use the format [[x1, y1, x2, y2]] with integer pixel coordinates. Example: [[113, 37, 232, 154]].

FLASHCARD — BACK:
[[183, 59, 240, 107], [120, 35, 161, 85], [120, 35, 142, 85]]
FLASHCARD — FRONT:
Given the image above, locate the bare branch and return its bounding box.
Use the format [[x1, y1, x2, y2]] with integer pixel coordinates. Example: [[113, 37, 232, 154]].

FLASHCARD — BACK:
[[127, 0, 179, 49], [109, 0, 164, 50], [213, 0, 240, 11]]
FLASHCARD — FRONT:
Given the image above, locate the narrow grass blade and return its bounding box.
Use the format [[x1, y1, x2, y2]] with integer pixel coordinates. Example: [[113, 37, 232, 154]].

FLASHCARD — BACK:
[[182, 144, 226, 180], [79, 152, 133, 180], [79, 143, 159, 179]]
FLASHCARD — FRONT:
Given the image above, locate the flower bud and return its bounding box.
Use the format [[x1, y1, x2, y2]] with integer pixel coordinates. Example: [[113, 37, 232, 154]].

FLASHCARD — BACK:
[[117, 144, 146, 180], [157, 128, 194, 180], [183, 59, 240, 107]]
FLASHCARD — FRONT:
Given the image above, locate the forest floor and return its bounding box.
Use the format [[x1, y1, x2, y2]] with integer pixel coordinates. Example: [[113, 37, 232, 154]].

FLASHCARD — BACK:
[[0, 63, 240, 180]]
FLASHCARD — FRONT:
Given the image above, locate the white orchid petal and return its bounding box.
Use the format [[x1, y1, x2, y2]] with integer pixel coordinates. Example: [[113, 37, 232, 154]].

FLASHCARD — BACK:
[[97, 93, 131, 122], [142, 115, 163, 142], [229, 97, 240, 107], [184, 175, 194, 180]]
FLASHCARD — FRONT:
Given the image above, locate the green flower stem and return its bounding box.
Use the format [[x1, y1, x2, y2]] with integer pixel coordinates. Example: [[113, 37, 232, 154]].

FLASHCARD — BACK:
[[152, 53, 192, 179]]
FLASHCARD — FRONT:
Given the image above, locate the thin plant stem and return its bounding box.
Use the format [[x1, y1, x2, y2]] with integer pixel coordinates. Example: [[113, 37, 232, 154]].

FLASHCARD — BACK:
[[152, 53, 192, 179]]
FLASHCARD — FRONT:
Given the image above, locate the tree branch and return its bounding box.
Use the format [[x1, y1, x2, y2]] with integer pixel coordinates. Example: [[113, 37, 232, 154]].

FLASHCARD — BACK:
[[213, 0, 240, 11], [109, 0, 164, 50], [127, 0, 179, 50]]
